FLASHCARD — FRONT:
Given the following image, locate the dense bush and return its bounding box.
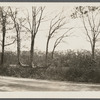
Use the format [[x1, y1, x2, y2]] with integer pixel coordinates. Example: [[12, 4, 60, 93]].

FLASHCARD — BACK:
[[65, 50, 100, 83], [1, 50, 100, 83], [66, 66, 100, 83]]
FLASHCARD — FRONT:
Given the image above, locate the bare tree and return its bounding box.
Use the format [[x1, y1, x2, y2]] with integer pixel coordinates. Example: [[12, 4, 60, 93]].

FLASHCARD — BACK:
[[45, 11, 66, 67], [22, 6, 45, 68], [51, 28, 73, 59], [0, 7, 6, 65], [0, 7, 15, 65], [0, 7, 16, 66], [8, 7, 25, 66], [71, 6, 100, 60]]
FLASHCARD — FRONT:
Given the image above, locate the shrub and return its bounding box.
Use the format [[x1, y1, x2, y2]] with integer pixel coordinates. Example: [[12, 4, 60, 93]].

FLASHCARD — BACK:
[[66, 64, 100, 83]]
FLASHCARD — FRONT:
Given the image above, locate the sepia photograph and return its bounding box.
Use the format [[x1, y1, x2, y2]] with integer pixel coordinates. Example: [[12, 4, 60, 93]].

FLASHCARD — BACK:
[[0, 2, 100, 98]]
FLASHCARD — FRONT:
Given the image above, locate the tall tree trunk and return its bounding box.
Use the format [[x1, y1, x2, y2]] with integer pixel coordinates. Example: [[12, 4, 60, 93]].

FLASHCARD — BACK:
[[51, 46, 56, 59], [30, 7, 36, 68], [92, 37, 95, 60], [1, 33, 5, 65], [1, 15, 6, 66], [30, 35, 35, 68], [17, 31, 21, 65], [45, 37, 50, 67]]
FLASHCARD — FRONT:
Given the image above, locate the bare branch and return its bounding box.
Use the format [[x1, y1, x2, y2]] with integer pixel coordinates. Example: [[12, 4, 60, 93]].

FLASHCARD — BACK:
[[82, 14, 93, 47], [87, 13, 93, 31], [36, 7, 45, 34], [95, 31, 100, 39], [97, 19, 100, 32], [21, 24, 31, 32], [26, 9, 31, 30], [92, 11, 95, 29], [4, 38, 16, 46], [54, 28, 73, 47]]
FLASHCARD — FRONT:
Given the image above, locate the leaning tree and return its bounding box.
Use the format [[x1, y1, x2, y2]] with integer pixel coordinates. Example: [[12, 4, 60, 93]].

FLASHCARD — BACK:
[[51, 28, 73, 59], [45, 11, 67, 67]]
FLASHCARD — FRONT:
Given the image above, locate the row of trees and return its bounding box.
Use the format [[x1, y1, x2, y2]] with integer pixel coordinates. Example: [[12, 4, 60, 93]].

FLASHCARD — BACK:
[[0, 6, 100, 68], [0, 6, 72, 68]]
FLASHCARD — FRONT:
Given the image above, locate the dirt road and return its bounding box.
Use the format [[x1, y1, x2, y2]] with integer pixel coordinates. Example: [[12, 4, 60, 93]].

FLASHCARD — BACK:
[[0, 76, 100, 91]]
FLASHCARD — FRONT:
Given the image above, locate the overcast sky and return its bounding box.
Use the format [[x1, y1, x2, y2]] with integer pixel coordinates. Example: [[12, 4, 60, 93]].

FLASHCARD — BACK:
[[0, 3, 100, 52]]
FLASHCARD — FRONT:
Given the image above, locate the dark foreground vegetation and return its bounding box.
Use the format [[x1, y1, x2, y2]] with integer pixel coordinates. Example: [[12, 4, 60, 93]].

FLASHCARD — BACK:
[[1, 50, 100, 83]]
